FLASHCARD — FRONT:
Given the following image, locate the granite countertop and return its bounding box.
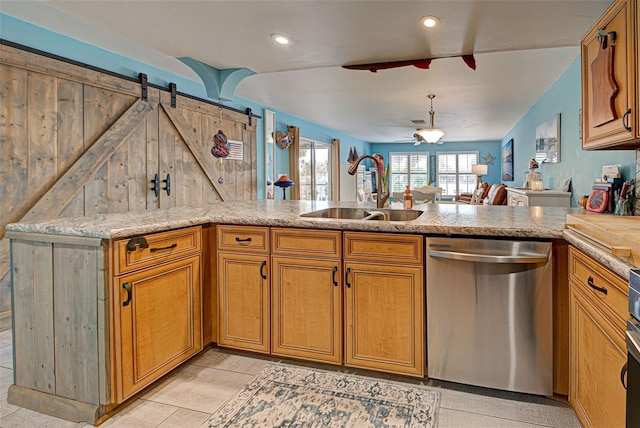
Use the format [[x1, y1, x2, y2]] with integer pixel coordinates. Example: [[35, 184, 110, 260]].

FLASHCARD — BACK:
[[6, 200, 582, 239], [8, 200, 637, 279]]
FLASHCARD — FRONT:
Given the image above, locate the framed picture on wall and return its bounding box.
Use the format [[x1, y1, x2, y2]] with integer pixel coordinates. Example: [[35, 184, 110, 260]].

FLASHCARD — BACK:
[[501, 138, 514, 181], [535, 114, 560, 163]]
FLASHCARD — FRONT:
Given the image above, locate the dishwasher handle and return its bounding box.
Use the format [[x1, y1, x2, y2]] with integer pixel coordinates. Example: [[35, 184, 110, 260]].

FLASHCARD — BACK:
[[428, 249, 549, 264]]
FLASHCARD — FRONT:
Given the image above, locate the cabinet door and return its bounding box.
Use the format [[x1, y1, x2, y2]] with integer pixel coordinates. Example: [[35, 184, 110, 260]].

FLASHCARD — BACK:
[[507, 191, 527, 206], [582, 0, 636, 149], [218, 252, 270, 353], [344, 262, 424, 377], [115, 254, 202, 402], [271, 257, 342, 364], [569, 284, 626, 428]]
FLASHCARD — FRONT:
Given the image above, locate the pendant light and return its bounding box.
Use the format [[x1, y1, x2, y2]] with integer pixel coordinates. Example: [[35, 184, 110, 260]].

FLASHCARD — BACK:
[[416, 94, 446, 144]]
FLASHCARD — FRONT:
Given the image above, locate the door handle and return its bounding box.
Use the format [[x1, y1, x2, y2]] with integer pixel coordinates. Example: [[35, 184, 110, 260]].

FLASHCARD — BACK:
[[163, 173, 171, 196], [235, 237, 252, 242], [151, 173, 160, 197], [587, 276, 608, 295], [125, 236, 149, 253], [622, 109, 631, 132], [428, 249, 549, 264], [150, 243, 178, 253], [332, 266, 338, 287], [345, 267, 351, 288], [122, 282, 132, 307], [260, 260, 267, 280], [621, 362, 628, 389]]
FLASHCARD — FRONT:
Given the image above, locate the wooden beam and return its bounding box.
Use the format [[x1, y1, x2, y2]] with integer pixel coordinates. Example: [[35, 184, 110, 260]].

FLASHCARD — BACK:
[[21, 98, 157, 222], [288, 126, 300, 200], [332, 139, 340, 201], [160, 102, 233, 201]]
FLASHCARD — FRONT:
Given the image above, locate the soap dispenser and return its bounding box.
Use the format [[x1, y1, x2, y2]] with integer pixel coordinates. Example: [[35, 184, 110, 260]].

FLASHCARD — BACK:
[[403, 185, 413, 209]]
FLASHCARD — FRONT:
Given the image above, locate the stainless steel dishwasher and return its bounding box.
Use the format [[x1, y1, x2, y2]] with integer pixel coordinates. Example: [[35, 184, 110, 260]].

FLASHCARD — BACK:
[[426, 237, 552, 396]]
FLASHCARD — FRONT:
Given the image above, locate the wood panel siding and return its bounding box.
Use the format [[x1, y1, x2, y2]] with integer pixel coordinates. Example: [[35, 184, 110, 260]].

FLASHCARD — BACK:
[[0, 45, 257, 329]]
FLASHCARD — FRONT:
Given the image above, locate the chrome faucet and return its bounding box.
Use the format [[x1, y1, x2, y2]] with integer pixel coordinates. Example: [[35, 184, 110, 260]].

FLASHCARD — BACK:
[[348, 155, 390, 208]]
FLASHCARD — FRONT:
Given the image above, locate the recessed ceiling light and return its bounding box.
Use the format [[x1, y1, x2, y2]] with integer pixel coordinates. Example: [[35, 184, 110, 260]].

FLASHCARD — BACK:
[[271, 34, 292, 45], [420, 16, 440, 28]]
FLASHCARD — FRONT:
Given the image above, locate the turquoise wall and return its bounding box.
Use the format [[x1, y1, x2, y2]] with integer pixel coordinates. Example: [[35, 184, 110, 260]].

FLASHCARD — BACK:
[[501, 57, 636, 206], [4, 13, 634, 205], [0, 14, 369, 199], [370, 141, 502, 186]]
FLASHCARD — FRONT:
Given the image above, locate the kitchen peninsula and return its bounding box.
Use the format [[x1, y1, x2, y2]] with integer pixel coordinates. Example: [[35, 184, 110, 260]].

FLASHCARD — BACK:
[[5, 201, 635, 425]]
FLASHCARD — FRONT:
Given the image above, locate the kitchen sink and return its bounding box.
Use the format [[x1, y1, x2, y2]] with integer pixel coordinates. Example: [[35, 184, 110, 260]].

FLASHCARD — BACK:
[[365, 209, 424, 221], [300, 207, 372, 220], [300, 207, 423, 221]]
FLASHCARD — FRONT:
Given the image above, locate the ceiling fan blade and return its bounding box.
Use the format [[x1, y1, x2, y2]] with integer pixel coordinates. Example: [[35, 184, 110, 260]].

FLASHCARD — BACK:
[[342, 54, 476, 73]]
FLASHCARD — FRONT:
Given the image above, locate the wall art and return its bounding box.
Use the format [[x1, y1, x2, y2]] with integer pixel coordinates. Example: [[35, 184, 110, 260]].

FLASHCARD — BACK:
[[535, 114, 560, 163], [501, 139, 514, 181]]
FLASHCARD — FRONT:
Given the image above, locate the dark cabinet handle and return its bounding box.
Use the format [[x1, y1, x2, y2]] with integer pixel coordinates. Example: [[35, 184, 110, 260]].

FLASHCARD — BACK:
[[332, 266, 338, 287], [163, 173, 171, 196], [151, 173, 160, 197], [587, 276, 608, 295], [150, 243, 178, 253], [621, 362, 628, 389], [122, 282, 132, 307], [345, 267, 351, 288], [260, 260, 267, 280], [126, 236, 149, 253], [622, 109, 632, 132], [235, 237, 252, 242]]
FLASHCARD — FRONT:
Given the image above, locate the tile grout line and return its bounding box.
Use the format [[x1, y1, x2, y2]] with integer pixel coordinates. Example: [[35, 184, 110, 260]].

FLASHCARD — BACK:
[[439, 407, 575, 428]]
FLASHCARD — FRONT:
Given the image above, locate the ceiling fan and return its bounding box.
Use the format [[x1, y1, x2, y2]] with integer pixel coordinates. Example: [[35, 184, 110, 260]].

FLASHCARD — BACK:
[[413, 94, 446, 145], [394, 132, 428, 146]]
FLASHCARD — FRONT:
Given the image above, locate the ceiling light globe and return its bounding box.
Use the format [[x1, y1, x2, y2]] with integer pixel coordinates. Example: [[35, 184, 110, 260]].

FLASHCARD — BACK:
[[416, 128, 446, 144], [272, 34, 291, 45], [420, 16, 440, 28]]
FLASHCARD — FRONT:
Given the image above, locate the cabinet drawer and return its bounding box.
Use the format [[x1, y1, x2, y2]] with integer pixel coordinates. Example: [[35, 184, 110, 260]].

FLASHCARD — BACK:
[[344, 232, 423, 264], [508, 192, 527, 206], [217, 225, 269, 254], [114, 226, 202, 275], [272, 228, 341, 258], [569, 246, 628, 325]]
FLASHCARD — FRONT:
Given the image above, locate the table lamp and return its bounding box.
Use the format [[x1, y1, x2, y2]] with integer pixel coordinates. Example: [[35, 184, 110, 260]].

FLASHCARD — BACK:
[[274, 174, 294, 199], [471, 164, 488, 189]]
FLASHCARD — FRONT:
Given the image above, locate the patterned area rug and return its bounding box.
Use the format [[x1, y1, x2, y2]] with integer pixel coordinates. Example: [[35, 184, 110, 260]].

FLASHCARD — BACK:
[[204, 363, 439, 427]]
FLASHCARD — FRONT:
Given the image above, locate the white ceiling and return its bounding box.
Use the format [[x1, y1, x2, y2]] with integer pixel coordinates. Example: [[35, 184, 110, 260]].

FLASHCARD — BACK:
[[2, 0, 613, 143]]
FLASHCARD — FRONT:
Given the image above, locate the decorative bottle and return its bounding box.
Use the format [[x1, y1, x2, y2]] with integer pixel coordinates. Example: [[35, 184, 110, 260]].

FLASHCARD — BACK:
[[403, 185, 413, 209]]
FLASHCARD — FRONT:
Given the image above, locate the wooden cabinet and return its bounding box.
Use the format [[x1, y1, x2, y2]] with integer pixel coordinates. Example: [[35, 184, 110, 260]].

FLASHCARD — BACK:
[[581, 0, 638, 149], [217, 225, 270, 353], [113, 226, 202, 402], [343, 232, 424, 377], [569, 246, 627, 427], [271, 228, 342, 364], [506, 188, 571, 207], [7, 226, 203, 423]]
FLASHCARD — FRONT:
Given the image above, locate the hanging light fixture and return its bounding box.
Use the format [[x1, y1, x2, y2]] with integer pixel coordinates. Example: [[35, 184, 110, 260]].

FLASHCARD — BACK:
[[415, 94, 446, 144]]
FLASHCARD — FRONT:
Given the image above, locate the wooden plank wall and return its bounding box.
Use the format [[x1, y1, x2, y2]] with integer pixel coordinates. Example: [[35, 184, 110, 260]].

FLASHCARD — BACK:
[[0, 44, 257, 329], [9, 232, 108, 408]]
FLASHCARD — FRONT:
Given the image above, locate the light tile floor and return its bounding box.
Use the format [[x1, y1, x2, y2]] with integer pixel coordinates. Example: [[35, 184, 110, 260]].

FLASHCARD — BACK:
[[0, 329, 582, 428]]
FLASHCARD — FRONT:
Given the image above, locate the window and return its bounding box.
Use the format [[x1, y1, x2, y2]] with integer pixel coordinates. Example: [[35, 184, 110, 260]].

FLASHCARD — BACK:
[[299, 139, 332, 201], [389, 152, 430, 193], [436, 151, 479, 196]]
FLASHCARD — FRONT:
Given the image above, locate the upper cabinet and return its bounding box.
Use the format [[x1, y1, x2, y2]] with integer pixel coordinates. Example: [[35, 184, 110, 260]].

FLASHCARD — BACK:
[[581, 0, 638, 149]]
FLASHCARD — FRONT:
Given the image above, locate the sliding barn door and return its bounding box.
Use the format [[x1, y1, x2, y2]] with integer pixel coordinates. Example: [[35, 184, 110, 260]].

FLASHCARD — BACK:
[[0, 44, 257, 328]]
